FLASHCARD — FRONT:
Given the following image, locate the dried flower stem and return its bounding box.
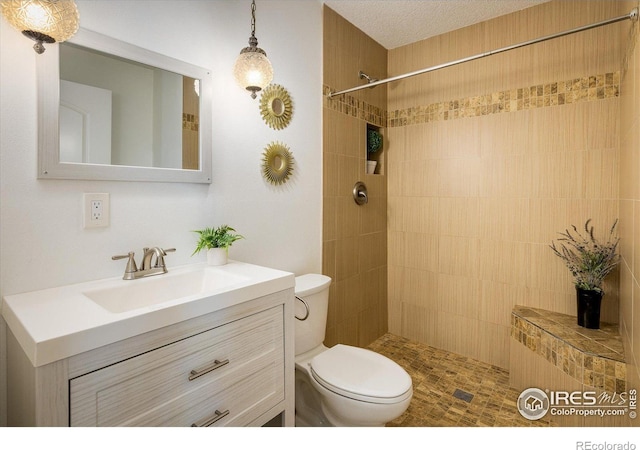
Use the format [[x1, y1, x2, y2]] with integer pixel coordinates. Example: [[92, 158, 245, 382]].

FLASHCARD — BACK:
[[549, 219, 620, 293]]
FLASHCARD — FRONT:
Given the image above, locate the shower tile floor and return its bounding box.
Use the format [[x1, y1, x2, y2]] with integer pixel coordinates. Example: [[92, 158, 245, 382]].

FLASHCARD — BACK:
[[366, 333, 555, 427]]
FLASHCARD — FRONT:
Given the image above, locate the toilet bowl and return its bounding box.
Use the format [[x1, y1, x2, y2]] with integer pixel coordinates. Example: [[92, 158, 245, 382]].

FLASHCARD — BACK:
[[294, 274, 413, 427]]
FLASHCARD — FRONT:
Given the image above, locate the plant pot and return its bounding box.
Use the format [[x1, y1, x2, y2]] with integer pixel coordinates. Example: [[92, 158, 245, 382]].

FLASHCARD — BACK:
[[576, 287, 603, 329], [366, 160, 377, 174], [206, 248, 227, 266]]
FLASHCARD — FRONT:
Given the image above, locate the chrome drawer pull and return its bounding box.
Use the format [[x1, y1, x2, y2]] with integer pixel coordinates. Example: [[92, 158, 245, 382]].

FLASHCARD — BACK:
[[188, 358, 230, 381], [191, 409, 230, 427]]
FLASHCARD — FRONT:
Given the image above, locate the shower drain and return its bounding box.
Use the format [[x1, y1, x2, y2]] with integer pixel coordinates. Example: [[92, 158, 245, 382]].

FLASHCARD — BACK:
[[453, 389, 474, 403]]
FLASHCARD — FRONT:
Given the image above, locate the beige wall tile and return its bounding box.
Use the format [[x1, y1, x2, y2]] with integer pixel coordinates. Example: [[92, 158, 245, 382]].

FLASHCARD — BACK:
[[439, 197, 479, 237], [387, 196, 404, 232], [401, 160, 439, 197], [322, 239, 336, 281], [387, 231, 405, 268], [335, 195, 360, 239], [401, 303, 439, 345], [477, 322, 510, 369], [337, 155, 360, 197], [620, 260, 637, 342], [480, 280, 527, 326], [387, 266, 404, 334], [360, 196, 387, 235], [404, 268, 439, 310], [438, 158, 481, 198], [619, 199, 635, 269], [582, 148, 619, 199], [406, 197, 439, 235], [633, 280, 640, 372], [405, 232, 439, 272], [435, 312, 479, 361], [335, 237, 359, 281], [323, 5, 388, 348], [325, 1, 635, 376], [635, 202, 640, 282], [385, 127, 405, 164], [323, 197, 337, 241], [478, 198, 530, 242], [387, 0, 628, 372], [358, 232, 387, 272], [437, 274, 480, 318], [479, 240, 530, 287], [323, 152, 340, 197], [438, 236, 479, 278]]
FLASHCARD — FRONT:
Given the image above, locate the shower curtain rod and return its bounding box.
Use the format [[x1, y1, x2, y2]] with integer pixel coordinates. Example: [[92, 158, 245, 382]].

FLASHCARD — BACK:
[[327, 7, 638, 98]]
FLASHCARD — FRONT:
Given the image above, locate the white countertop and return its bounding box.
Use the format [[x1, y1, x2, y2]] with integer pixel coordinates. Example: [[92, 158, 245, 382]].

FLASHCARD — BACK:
[[1, 261, 294, 367]]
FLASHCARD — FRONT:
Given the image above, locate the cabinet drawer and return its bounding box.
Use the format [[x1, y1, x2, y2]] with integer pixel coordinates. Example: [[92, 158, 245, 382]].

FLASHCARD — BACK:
[[70, 305, 284, 426]]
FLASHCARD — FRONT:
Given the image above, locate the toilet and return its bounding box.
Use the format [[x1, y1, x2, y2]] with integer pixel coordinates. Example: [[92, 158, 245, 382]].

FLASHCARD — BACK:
[[294, 274, 413, 427]]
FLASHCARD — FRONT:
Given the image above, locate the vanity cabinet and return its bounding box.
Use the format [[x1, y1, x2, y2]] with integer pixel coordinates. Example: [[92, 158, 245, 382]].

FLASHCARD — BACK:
[[6, 289, 294, 427]]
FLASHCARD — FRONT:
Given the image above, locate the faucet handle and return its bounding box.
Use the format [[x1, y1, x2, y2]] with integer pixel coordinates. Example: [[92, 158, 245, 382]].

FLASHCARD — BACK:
[[154, 247, 176, 269], [112, 252, 138, 279]]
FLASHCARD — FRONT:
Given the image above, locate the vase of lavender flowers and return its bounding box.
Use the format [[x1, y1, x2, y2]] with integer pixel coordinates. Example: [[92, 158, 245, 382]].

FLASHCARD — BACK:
[[549, 219, 620, 329]]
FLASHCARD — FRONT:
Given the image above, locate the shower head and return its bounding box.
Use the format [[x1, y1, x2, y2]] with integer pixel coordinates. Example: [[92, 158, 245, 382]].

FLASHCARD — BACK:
[[359, 70, 378, 87]]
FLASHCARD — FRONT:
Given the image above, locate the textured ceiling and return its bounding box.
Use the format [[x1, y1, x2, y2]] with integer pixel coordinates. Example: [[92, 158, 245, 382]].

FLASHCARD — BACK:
[[323, 0, 551, 49]]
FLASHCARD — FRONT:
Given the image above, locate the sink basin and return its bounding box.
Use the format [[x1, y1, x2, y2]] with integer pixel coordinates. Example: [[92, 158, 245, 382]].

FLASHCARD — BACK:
[[84, 268, 249, 313]]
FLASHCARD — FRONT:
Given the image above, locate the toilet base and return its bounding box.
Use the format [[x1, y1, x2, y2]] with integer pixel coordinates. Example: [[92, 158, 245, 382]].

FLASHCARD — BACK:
[[295, 367, 332, 427]]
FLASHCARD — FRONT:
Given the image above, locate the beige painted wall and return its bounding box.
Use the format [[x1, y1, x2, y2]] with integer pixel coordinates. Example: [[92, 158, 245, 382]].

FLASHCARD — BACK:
[[385, 0, 628, 370], [323, 6, 388, 347], [619, 0, 640, 426]]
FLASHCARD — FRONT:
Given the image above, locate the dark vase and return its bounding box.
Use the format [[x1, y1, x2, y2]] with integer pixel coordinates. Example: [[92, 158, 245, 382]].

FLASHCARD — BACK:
[[576, 287, 603, 329]]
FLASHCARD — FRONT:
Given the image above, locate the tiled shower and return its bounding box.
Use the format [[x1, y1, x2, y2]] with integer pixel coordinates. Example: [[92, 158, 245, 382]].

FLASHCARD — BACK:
[[322, 0, 640, 426]]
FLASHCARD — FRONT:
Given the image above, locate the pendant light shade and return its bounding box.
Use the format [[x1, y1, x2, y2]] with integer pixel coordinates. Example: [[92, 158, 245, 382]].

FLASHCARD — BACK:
[[233, 0, 272, 99], [0, 0, 79, 54]]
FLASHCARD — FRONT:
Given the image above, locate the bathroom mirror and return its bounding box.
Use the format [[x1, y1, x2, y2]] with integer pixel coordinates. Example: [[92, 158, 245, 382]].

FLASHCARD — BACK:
[[259, 84, 293, 130], [37, 28, 212, 183]]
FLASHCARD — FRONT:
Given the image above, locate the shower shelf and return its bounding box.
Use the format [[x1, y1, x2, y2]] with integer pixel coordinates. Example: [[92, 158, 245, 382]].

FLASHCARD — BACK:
[[510, 305, 626, 393], [366, 123, 384, 175]]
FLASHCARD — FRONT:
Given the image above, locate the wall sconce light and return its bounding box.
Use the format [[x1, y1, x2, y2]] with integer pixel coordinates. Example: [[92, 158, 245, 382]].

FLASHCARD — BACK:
[[233, 0, 273, 99], [0, 0, 79, 54]]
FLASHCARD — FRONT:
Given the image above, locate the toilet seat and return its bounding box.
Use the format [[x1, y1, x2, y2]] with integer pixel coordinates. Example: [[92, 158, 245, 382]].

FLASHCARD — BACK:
[[309, 344, 412, 404]]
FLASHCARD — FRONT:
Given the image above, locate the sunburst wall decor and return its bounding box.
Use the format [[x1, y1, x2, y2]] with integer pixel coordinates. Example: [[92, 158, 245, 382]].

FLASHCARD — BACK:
[[261, 141, 294, 185], [259, 84, 293, 130]]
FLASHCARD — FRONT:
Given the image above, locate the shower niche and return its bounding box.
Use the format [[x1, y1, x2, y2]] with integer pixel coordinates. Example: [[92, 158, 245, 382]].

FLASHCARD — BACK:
[[366, 124, 384, 175]]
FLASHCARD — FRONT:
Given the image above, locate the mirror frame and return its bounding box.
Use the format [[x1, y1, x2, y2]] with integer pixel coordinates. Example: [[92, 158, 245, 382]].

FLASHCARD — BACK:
[[259, 84, 293, 130], [261, 141, 294, 185], [37, 28, 212, 183]]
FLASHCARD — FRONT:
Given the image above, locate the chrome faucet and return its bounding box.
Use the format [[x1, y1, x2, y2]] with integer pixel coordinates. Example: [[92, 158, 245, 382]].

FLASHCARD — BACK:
[[112, 247, 176, 280]]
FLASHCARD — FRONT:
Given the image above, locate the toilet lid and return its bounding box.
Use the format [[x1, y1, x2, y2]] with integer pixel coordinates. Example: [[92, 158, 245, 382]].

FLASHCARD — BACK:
[[309, 344, 412, 403]]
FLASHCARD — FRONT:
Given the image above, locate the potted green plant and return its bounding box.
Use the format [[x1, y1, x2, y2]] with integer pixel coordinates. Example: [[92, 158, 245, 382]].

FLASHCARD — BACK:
[[192, 225, 244, 266], [549, 219, 620, 329], [366, 128, 382, 174]]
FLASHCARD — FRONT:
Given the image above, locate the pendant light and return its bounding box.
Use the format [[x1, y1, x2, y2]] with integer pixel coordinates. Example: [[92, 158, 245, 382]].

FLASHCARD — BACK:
[[233, 0, 273, 99], [0, 0, 79, 54]]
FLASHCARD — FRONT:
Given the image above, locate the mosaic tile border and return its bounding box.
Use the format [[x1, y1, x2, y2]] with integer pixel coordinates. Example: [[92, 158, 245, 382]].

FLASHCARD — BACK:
[[511, 306, 626, 393], [182, 113, 199, 131], [388, 72, 620, 127], [322, 85, 386, 127], [324, 71, 619, 129]]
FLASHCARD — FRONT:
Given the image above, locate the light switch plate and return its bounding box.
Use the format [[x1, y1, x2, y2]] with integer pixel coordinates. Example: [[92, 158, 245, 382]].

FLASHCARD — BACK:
[[83, 193, 110, 228]]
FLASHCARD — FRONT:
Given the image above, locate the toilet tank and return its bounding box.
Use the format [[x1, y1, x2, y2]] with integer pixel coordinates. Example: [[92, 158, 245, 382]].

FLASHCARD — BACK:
[[294, 274, 332, 356]]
